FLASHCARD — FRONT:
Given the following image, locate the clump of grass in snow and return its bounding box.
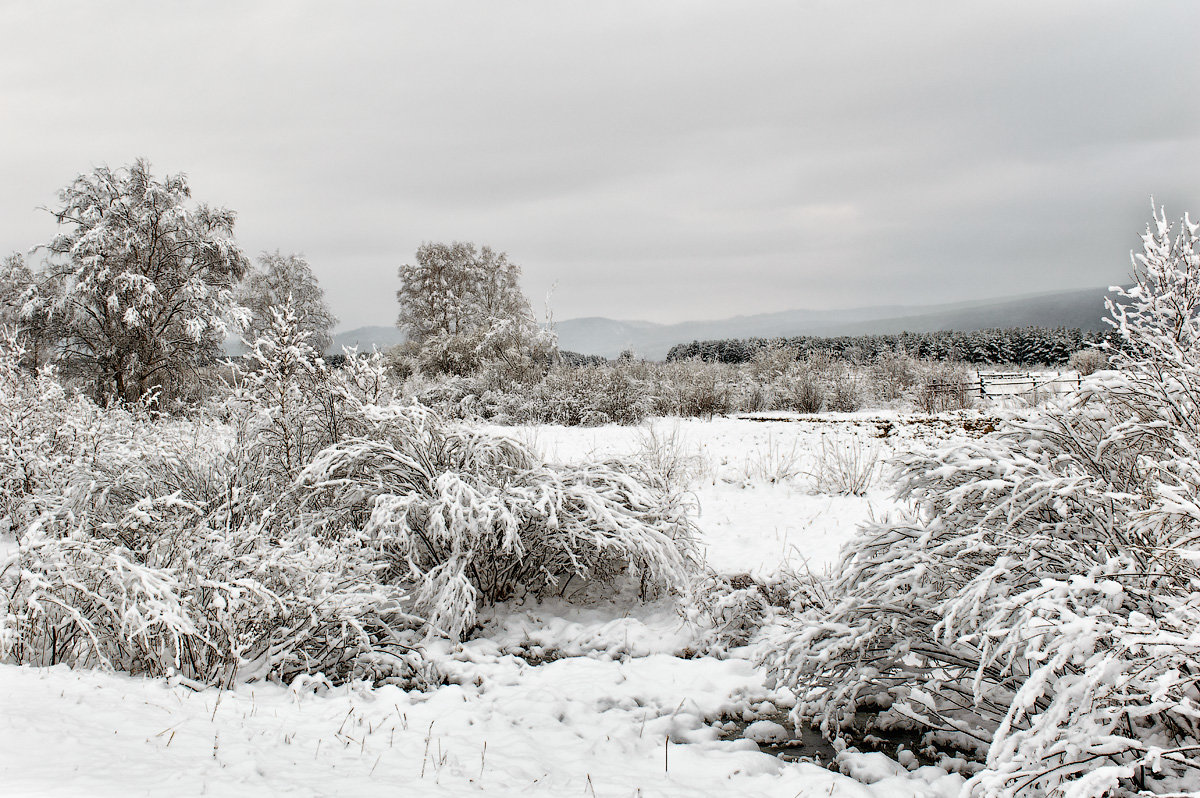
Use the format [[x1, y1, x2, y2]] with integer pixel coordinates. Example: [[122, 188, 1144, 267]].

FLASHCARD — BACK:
[[741, 435, 802, 484], [805, 435, 880, 496], [633, 422, 707, 491]]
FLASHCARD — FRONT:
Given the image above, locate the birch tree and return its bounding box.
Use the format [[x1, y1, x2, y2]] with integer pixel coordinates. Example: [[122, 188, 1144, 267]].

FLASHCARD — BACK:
[[239, 250, 337, 353], [37, 159, 249, 403]]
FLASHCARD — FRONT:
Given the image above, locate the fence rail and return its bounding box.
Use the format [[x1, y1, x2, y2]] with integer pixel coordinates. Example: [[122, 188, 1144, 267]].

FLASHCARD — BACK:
[[977, 372, 1082, 398], [921, 372, 1083, 408]]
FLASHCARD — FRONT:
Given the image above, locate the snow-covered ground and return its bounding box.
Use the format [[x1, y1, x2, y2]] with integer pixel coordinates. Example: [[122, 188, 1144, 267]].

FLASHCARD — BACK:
[[1, 412, 987, 797], [502, 412, 985, 577]]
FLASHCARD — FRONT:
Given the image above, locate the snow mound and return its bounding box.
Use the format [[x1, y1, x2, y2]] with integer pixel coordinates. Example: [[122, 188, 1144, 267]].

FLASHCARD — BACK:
[[744, 719, 789, 744]]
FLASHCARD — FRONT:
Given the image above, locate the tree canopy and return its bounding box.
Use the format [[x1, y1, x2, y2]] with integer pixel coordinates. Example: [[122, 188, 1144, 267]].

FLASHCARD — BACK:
[[35, 159, 249, 403], [396, 242, 530, 344], [239, 250, 337, 353], [396, 241, 554, 377]]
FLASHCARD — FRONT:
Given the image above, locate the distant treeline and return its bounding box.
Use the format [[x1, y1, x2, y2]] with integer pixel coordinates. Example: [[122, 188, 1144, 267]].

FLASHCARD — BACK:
[[665, 326, 1113, 366], [558, 350, 608, 367]]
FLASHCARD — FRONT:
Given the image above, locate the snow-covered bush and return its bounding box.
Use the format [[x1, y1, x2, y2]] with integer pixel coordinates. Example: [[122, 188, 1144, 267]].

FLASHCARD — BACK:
[[0, 328, 74, 533], [502, 364, 650, 426], [1068, 347, 1108, 376], [4, 492, 413, 685], [780, 361, 825, 413], [824, 366, 864, 412], [748, 343, 801, 381], [653, 359, 734, 419], [764, 209, 1200, 797], [868, 350, 920, 402], [3, 302, 698, 681], [1, 376, 414, 685], [228, 301, 392, 483], [688, 569, 830, 654], [911, 360, 975, 413], [291, 405, 698, 640]]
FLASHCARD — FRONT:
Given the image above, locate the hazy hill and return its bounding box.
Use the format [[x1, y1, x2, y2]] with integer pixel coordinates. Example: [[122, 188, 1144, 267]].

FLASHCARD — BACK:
[[331, 325, 407, 353], [553, 285, 1115, 360], [319, 285, 1116, 360]]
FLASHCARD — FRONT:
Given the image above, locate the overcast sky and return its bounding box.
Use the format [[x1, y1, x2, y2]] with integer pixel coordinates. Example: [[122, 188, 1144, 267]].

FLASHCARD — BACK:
[[2, 2, 1197, 329]]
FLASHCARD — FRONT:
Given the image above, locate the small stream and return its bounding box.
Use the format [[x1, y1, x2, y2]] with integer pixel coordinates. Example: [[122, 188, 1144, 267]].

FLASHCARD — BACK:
[[722, 710, 943, 768]]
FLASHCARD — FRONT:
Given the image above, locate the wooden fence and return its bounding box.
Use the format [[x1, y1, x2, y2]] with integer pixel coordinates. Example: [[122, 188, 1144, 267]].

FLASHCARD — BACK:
[[976, 372, 1082, 399], [921, 371, 1083, 409]]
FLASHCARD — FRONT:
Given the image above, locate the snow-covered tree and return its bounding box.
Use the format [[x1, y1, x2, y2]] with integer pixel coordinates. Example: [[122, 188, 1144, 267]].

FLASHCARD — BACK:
[[35, 159, 249, 404], [0, 253, 60, 369], [397, 242, 523, 343], [764, 208, 1200, 798], [395, 242, 554, 377], [0, 254, 32, 326], [239, 250, 337, 353]]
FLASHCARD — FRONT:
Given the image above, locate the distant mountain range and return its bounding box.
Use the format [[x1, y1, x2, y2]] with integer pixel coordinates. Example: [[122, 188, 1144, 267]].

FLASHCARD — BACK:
[[331, 325, 407, 353], [326, 285, 1118, 361]]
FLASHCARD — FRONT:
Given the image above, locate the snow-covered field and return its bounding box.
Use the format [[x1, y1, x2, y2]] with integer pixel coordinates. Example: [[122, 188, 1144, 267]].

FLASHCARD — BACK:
[[1, 412, 988, 797]]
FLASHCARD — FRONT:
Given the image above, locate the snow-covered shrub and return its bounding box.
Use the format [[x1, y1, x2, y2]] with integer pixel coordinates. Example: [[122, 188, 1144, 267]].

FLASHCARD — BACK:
[[688, 572, 771, 650], [911, 360, 974, 413], [3, 301, 697, 682], [401, 372, 487, 421], [291, 404, 698, 640], [868, 350, 920, 402], [228, 302, 393, 482], [4, 501, 412, 685], [780, 361, 825, 413], [653, 358, 733, 419], [689, 569, 830, 654], [764, 209, 1200, 797], [0, 328, 72, 533], [1068, 347, 1108, 376], [749, 343, 801, 381], [1, 392, 415, 685], [824, 366, 864, 412], [512, 364, 650, 426], [2, 310, 414, 686]]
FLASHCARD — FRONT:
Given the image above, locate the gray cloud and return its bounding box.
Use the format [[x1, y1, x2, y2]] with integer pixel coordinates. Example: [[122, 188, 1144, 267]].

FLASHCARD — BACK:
[[1, 1, 1197, 328]]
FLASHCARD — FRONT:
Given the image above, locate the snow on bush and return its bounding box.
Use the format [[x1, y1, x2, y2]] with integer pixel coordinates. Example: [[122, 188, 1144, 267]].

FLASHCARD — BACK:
[[2, 304, 697, 683], [228, 302, 392, 484], [1067, 347, 1107, 376], [291, 404, 699, 640], [0, 327, 85, 534], [764, 209, 1200, 797], [1, 358, 412, 684]]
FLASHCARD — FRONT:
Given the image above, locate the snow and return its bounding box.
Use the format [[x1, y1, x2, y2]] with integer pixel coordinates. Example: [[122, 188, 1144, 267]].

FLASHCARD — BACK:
[[1, 413, 982, 797], [495, 412, 977, 576], [744, 720, 790, 744], [0, 653, 964, 798]]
